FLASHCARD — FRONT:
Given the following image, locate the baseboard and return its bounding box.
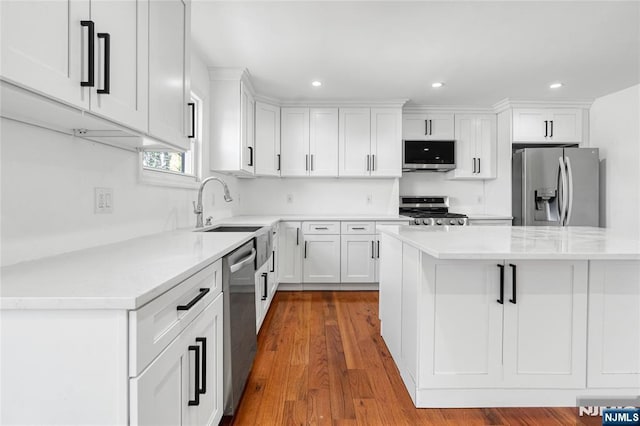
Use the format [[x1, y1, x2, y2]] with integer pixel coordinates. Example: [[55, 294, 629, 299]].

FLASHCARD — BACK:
[[277, 282, 379, 291]]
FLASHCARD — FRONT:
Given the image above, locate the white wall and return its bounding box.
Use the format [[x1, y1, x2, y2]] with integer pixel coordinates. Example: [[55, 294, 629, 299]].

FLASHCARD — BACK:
[[238, 178, 399, 215], [398, 173, 486, 214], [589, 84, 640, 237], [0, 52, 238, 267]]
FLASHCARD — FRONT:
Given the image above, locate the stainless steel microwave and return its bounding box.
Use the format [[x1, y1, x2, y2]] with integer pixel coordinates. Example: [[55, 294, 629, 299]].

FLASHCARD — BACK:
[[403, 140, 456, 171]]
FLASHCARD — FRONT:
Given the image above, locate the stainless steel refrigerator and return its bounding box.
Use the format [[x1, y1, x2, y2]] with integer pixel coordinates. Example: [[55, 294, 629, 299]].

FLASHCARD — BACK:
[[512, 147, 599, 226]]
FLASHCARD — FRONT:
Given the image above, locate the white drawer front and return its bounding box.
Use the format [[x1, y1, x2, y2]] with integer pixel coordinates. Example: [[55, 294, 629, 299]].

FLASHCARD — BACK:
[[341, 221, 375, 234], [129, 259, 222, 376], [302, 221, 340, 235]]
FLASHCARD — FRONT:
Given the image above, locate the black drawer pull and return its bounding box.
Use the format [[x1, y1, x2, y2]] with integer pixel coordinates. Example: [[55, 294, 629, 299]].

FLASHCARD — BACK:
[[188, 102, 196, 138], [177, 288, 210, 311], [188, 345, 200, 406], [195, 337, 207, 394], [509, 264, 517, 304], [277, 154, 281, 171], [80, 21, 95, 87], [97, 33, 110, 94], [544, 120, 548, 137], [262, 272, 268, 301], [248, 146, 253, 166], [270, 250, 275, 272], [497, 264, 504, 304], [352, 227, 366, 230]]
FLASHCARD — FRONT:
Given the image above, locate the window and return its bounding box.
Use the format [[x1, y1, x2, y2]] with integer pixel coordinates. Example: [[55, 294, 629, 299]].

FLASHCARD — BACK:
[[140, 93, 202, 186]]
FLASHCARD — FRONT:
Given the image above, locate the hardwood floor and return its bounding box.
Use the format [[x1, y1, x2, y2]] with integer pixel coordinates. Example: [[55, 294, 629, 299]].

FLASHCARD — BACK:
[[230, 291, 599, 425]]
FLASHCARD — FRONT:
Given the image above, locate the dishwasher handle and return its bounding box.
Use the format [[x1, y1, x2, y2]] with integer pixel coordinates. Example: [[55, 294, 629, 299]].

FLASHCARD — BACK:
[[230, 248, 256, 273]]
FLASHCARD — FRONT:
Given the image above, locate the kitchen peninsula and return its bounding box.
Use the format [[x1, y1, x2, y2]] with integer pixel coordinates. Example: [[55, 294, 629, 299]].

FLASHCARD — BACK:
[[377, 225, 640, 408]]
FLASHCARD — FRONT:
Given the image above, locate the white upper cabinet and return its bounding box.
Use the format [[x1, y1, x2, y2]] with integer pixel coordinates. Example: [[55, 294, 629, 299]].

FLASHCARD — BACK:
[[210, 71, 255, 176], [402, 113, 454, 140], [148, 0, 190, 150], [513, 108, 583, 143], [0, 0, 90, 109], [370, 108, 402, 177], [280, 108, 310, 177], [309, 108, 339, 177], [339, 108, 371, 177], [254, 102, 281, 176], [448, 114, 496, 180]]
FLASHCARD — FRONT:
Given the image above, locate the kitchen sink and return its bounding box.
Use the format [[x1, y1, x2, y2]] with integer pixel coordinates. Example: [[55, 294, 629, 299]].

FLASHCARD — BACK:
[[203, 226, 263, 233]]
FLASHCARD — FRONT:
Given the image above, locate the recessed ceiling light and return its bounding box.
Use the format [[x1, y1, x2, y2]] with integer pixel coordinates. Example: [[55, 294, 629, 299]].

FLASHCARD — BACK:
[[311, 81, 322, 87], [549, 82, 563, 89], [431, 82, 444, 88]]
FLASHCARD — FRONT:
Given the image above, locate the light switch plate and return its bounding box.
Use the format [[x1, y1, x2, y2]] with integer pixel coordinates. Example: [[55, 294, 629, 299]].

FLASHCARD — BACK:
[[95, 187, 113, 214]]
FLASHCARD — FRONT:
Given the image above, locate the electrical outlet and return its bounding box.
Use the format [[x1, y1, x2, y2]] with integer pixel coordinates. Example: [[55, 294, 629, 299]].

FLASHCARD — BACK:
[[95, 187, 113, 213], [366, 194, 373, 204], [286, 194, 293, 203]]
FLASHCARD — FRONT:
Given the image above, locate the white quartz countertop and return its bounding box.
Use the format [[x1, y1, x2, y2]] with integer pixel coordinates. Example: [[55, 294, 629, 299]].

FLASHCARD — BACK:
[[1, 231, 254, 310], [467, 214, 513, 220], [211, 215, 411, 223], [377, 225, 640, 260]]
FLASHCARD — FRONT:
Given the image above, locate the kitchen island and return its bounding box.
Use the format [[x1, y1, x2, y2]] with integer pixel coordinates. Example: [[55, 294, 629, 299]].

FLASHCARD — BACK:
[[377, 225, 640, 408]]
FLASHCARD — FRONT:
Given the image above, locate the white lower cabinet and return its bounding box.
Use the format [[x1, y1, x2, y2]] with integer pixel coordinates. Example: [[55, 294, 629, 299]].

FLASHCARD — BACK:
[[587, 261, 640, 388], [278, 221, 302, 283], [303, 234, 341, 283], [378, 234, 403, 358], [340, 234, 377, 283]]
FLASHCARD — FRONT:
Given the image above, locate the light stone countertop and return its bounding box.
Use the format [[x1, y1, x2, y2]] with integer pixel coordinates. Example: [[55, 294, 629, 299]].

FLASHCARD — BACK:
[[1, 214, 411, 310], [466, 214, 513, 220], [377, 225, 640, 260]]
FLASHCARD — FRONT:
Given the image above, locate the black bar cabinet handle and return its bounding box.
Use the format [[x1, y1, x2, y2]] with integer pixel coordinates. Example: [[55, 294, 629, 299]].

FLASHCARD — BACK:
[[429, 120, 433, 135], [177, 288, 210, 311], [425, 120, 428, 135], [477, 158, 481, 174], [472, 158, 476, 173], [304, 241, 308, 259], [188, 102, 195, 138], [271, 250, 276, 272], [509, 264, 517, 304], [248, 147, 253, 166], [377, 240, 380, 258], [195, 337, 207, 394], [371, 155, 375, 171], [296, 228, 299, 245], [188, 345, 200, 406], [97, 33, 110, 94], [371, 241, 375, 259], [277, 154, 281, 171], [497, 264, 504, 304], [544, 120, 548, 137], [81, 21, 95, 87], [550, 120, 554, 137], [261, 272, 268, 300]]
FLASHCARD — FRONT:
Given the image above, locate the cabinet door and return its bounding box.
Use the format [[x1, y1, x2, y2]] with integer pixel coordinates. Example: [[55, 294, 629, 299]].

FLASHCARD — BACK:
[[278, 222, 302, 283], [338, 108, 371, 177], [548, 109, 582, 143], [512, 109, 547, 142], [425, 113, 455, 140], [254, 102, 280, 176], [280, 108, 310, 177], [420, 258, 504, 388], [303, 235, 341, 283], [451, 114, 476, 177], [240, 87, 255, 174], [309, 108, 338, 177], [255, 265, 268, 332], [0, 0, 90, 109], [89, 0, 148, 132], [402, 114, 429, 140], [370, 108, 402, 177], [340, 235, 376, 283], [588, 261, 640, 388], [148, 0, 189, 150], [502, 260, 587, 388], [130, 330, 188, 426], [378, 235, 403, 359], [474, 115, 497, 179]]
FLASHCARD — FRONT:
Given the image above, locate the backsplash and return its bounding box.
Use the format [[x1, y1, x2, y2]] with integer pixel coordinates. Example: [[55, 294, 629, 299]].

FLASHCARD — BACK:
[[399, 172, 488, 214]]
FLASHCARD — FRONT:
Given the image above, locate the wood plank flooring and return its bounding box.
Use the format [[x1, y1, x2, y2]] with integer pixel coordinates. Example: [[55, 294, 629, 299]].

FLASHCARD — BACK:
[[229, 291, 599, 425]]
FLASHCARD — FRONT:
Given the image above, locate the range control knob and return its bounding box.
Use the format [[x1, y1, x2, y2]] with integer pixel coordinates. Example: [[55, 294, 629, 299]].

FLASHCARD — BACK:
[[414, 218, 421, 225], [449, 219, 456, 225], [436, 219, 443, 225], [458, 219, 466, 225], [423, 219, 431, 225]]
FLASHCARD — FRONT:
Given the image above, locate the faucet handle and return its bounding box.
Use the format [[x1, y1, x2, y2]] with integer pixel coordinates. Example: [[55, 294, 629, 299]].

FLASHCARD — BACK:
[[205, 216, 213, 226], [192, 201, 202, 214]]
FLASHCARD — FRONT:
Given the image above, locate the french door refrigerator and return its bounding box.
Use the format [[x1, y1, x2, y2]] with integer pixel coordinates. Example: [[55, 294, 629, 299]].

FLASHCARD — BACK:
[[512, 147, 599, 226]]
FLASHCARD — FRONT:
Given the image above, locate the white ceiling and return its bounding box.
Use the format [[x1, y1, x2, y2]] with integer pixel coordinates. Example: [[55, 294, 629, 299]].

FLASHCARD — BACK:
[[191, 1, 640, 106]]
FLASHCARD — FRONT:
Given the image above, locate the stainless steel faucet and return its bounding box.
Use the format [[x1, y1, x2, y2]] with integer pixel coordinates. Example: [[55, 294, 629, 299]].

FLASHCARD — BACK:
[[193, 176, 233, 228]]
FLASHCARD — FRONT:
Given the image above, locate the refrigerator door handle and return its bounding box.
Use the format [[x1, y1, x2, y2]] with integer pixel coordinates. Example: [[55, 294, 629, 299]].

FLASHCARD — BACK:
[[565, 156, 574, 226], [558, 156, 568, 226]]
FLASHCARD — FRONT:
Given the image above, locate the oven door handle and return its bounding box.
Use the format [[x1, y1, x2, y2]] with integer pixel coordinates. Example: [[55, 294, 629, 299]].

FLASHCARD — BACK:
[[230, 249, 256, 273]]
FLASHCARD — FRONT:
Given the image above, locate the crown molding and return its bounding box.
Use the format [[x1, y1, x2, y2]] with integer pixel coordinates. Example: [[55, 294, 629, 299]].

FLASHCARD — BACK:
[[277, 99, 409, 108], [403, 104, 494, 114], [492, 97, 594, 113]]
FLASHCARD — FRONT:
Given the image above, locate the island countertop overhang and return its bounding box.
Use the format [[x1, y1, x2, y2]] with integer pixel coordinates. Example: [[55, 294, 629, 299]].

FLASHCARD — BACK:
[[376, 225, 640, 260]]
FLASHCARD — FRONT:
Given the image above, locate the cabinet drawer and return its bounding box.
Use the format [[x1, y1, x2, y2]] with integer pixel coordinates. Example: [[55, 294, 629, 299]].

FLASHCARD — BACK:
[[129, 260, 222, 376], [302, 221, 340, 234], [341, 221, 375, 234]]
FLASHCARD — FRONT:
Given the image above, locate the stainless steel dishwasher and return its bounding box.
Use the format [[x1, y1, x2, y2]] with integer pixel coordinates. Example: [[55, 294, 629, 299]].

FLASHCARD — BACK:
[[222, 239, 257, 415]]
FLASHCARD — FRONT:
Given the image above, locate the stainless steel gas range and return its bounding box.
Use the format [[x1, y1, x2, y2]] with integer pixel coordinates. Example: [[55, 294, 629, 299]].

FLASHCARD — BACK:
[[399, 196, 468, 226]]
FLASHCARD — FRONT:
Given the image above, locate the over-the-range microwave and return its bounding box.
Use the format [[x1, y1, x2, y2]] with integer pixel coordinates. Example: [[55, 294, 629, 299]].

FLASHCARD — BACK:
[[403, 140, 456, 172]]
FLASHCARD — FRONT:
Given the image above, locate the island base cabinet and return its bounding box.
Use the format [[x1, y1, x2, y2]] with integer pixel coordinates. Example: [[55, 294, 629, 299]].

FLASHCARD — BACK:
[[378, 234, 403, 360], [588, 261, 640, 388], [130, 293, 224, 426], [419, 258, 504, 388], [502, 260, 587, 388]]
